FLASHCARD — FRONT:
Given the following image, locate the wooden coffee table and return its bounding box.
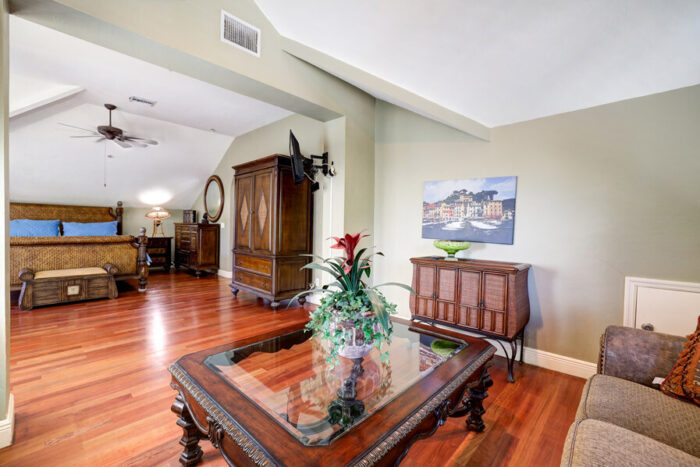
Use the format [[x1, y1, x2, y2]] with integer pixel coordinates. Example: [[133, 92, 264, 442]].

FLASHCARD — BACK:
[[169, 319, 495, 466]]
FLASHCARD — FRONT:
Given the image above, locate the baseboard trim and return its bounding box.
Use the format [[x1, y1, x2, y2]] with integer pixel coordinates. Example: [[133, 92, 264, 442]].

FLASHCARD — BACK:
[[421, 321, 596, 379], [217, 270, 232, 279], [0, 394, 15, 448]]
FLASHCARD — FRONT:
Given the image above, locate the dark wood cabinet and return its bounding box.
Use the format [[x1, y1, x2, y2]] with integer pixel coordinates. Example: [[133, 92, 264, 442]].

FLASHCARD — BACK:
[[147, 236, 172, 272], [174, 223, 220, 276], [410, 256, 530, 381], [230, 155, 313, 310]]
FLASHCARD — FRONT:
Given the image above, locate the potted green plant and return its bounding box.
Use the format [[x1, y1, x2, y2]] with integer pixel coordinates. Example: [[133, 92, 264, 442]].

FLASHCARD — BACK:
[[293, 232, 414, 366]]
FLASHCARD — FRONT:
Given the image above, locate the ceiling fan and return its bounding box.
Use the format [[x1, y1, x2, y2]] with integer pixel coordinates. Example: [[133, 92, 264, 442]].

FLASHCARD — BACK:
[[59, 103, 158, 149]]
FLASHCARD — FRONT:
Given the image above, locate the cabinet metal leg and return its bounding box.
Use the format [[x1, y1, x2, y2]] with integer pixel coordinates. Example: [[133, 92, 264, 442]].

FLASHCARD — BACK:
[[519, 330, 525, 364], [497, 339, 519, 383]]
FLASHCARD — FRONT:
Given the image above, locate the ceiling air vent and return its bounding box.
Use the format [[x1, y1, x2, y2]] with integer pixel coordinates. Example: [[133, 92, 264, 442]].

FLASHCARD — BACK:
[[220, 10, 260, 57]]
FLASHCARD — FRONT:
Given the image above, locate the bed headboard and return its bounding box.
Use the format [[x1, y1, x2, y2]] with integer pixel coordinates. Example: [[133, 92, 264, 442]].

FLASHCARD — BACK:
[[9, 201, 124, 235]]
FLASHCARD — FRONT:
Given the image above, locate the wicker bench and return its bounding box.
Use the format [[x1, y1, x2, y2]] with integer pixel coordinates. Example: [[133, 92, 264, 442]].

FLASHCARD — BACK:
[[18, 264, 118, 311]]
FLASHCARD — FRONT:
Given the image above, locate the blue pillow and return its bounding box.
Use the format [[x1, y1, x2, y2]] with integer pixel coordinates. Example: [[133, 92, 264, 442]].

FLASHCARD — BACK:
[[10, 219, 60, 237], [62, 221, 118, 236]]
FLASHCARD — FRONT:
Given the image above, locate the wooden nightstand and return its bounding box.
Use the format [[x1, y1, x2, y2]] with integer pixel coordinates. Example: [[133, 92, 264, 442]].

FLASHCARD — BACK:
[[148, 236, 172, 272]]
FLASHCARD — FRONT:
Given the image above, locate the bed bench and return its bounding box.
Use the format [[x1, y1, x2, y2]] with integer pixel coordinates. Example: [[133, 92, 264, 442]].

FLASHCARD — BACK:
[[18, 264, 118, 311]]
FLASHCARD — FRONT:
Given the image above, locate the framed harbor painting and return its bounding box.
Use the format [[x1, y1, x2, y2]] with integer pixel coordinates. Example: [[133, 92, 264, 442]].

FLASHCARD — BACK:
[[422, 176, 517, 245]]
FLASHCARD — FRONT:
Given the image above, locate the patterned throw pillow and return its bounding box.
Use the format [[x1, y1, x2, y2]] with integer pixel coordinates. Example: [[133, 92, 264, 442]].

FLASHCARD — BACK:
[[661, 316, 700, 406]]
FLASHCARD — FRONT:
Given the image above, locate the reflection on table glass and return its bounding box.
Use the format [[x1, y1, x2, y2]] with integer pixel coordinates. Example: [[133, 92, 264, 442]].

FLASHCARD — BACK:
[[204, 322, 466, 446]]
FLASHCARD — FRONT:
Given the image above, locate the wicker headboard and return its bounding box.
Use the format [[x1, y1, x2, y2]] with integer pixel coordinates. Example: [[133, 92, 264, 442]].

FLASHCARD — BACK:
[[10, 201, 124, 235]]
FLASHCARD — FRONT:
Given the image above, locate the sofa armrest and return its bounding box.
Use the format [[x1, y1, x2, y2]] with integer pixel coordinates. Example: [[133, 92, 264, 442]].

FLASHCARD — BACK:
[[598, 326, 686, 387]]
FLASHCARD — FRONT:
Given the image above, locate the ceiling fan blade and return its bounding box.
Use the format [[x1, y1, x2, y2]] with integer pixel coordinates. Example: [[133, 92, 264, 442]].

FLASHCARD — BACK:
[[112, 139, 132, 149], [58, 123, 98, 135], [124, 136, 158, 145], [129, 140, 148, 148], [70, 135, 102, 138], [95, 137, 106, 143]]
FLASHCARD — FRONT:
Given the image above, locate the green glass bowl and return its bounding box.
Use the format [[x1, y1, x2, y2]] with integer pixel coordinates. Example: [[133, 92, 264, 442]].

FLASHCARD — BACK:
[[433, 240, 471, 259]]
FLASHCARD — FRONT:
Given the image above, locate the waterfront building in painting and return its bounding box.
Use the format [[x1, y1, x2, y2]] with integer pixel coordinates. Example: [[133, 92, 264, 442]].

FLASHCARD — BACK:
[[422, 176, 517, 245]]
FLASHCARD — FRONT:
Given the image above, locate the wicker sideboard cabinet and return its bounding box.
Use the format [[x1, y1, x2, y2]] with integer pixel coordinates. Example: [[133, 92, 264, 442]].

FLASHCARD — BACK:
[[409, 256, 531, 382]]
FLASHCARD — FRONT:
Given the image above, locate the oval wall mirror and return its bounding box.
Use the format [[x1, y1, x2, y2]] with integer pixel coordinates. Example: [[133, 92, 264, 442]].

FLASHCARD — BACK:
[[204, 175, 224, 223]]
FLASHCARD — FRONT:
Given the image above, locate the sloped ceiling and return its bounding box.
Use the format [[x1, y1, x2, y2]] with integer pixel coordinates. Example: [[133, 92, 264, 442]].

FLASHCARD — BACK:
[[9, 16, 292, 208], [256, 0, 700, 127]]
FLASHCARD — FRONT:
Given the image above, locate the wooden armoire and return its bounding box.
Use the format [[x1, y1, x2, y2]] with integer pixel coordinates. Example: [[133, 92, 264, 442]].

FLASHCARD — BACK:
[[410, 256, 531, 382], [230, 155, 313, 310]]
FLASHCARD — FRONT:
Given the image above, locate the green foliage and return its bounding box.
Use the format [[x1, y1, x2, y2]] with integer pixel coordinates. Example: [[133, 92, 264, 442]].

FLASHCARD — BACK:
[[291, 233, 415, 367], [306, 290, 396, 366]]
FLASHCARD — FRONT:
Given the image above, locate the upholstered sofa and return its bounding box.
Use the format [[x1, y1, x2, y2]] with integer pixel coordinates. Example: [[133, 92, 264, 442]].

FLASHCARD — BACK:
[[561, 326, 700, 466]]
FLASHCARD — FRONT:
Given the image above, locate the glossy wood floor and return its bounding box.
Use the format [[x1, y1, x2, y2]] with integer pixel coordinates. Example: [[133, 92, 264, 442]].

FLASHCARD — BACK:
[[0, 273, 584, 466]]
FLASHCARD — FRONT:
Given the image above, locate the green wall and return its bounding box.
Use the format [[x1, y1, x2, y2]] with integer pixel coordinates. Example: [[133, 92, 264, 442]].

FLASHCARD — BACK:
[[373, 85, 700, 362]]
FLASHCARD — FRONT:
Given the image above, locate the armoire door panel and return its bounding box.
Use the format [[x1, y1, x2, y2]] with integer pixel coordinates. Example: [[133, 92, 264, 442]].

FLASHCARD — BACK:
[[456, 306, 480, 330], [235, 176, 253, 251], [483, 273, 508, 312], [252, 171, 273, 254], [437, 268, 457, 301], [435, 301, 455, 324], [277, 168, 311, 255]]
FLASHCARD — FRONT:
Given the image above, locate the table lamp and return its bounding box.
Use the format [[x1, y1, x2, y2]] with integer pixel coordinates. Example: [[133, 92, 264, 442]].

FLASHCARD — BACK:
[[145, 206, 170, 237]]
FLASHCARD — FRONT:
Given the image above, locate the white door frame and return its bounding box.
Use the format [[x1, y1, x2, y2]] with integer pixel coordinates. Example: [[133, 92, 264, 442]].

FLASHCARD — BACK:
[[623, 276, 700, 328]]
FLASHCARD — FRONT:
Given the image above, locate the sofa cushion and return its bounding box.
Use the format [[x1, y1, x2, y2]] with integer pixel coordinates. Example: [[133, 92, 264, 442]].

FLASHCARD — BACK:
[[561, 418, 700, 467], [662, 316, 700, 406], [577, 374, 700, 456]]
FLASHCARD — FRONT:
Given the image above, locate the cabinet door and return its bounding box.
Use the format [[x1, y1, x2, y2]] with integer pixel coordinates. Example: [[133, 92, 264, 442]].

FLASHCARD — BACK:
[[410, 263, 436, 320], [197, 227, 219, 267], [235, 176, 253, 251], [252, 170, 273, 254], [481, 272, 508, 336], [434, 268, 457, 323], [457, 270, 481, 330], [277, 167, 312, 255]]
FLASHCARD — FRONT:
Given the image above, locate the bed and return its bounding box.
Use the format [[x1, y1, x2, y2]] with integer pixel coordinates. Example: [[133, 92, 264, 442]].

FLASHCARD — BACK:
[[9, 201, 149, 292]]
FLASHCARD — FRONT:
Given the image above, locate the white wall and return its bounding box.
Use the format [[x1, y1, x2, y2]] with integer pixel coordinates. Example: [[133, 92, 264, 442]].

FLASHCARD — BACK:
[[373, 85, 700, 362]]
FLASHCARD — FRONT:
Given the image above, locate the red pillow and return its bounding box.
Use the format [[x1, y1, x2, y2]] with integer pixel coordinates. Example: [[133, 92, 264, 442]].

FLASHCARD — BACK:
[[661, 316, 700, 406]]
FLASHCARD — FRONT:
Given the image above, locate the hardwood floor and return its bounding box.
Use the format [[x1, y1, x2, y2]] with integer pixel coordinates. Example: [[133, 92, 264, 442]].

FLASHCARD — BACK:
[[0, 273, 584, 466]]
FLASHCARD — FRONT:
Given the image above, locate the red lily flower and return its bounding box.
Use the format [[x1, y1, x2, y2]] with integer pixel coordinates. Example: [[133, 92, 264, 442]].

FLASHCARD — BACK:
[[330, 231, 369, 272]]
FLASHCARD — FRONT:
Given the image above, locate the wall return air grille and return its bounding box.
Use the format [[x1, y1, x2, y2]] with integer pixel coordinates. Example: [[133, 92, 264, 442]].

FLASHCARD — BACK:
[[220, 10, 260, 57]]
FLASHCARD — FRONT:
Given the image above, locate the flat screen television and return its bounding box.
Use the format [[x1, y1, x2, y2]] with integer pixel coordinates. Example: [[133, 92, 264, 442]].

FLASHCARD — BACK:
[[289, 130, 306, 184]]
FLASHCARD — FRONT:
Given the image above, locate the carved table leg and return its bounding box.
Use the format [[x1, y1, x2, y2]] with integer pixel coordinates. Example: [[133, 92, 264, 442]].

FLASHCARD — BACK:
[[466, 368, 493, 432], [171, 394, 203, 466], [270, 301, 280, 311]]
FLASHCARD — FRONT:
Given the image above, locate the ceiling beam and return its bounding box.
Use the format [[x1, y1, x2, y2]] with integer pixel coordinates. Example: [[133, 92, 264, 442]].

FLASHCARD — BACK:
[[9, 84, 83, 118], [281, 38, 491, 141]]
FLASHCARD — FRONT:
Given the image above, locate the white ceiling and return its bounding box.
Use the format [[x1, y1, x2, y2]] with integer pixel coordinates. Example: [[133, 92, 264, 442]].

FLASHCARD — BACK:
[[9, 16, 292, 209], [256, 0, 700, 127]]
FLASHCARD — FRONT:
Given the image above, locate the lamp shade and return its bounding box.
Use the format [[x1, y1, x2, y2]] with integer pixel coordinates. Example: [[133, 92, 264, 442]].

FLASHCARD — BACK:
[[145, 206, 171, 220]]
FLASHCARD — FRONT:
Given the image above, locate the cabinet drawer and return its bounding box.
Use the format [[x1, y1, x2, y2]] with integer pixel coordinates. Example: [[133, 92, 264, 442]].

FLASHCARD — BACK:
[[234, 254, 272, 276], [150, 256, 166, 265], [148, 247, 167, 255], [234, 269, 272, 292]]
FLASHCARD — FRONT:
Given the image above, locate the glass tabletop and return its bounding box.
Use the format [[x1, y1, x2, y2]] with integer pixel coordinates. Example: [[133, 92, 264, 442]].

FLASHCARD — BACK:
[[204, 322, 467, 446]]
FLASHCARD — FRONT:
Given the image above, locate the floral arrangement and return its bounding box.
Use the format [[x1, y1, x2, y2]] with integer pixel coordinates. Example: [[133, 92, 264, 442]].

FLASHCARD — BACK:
[[293, 232, 414, 365]]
